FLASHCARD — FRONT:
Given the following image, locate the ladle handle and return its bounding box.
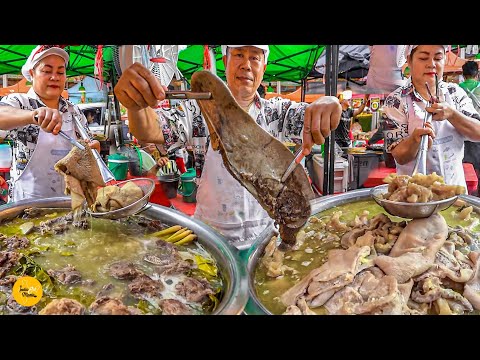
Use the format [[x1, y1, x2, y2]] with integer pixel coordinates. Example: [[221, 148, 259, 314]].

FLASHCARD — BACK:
[[412, 111, 432, 175], [413, 134, 428, 175]]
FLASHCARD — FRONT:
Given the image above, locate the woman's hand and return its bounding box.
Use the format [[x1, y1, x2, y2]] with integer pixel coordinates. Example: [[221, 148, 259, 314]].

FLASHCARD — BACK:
[[411, 122, 435, 149], [426, 102, 454, 122], [33, 108, 63, 134]]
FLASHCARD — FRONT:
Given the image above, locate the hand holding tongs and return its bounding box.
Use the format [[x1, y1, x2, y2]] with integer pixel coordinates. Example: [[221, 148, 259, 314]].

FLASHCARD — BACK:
[[412, 79, 438, 176], [34, 114, 85, 151], [280, 147, 305, 183]]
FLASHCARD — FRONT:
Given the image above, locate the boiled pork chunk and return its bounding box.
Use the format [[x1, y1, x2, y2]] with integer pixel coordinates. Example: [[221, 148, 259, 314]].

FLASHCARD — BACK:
[[191, 71, 314, 244], [55, 140, 105, 211], [374, 214, 448, 283]]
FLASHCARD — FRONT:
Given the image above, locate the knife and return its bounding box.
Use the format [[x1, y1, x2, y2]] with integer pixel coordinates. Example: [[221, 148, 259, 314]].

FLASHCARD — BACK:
[[280, 147, 305, 183], [34, 114, 85, 151], [165, 91, 212, 100]]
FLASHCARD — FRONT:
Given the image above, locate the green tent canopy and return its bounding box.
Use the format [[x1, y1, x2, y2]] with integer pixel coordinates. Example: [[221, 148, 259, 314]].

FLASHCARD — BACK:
[[0, 45, 115, 80], [177, 45, 325, 83], [0, 45, 325, 84]]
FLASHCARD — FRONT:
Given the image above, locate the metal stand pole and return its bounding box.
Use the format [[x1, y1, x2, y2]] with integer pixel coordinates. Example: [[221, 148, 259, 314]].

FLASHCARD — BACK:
[[323, 45, 339, 195], [301, 78, 306, 103]]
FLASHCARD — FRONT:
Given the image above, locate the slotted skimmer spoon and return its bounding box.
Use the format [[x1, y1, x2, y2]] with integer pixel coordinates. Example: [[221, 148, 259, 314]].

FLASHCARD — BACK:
[[85, 177, 156, 220]]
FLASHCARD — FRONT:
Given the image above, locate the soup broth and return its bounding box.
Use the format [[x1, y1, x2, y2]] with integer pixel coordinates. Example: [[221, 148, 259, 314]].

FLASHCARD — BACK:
[[254, 199, 480, 315], [0, 210, 223, 315]]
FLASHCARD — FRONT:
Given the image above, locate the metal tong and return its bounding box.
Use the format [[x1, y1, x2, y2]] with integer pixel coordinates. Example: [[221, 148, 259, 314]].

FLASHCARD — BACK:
[[280, 147, 305, 183], [412, 80, 437, 176], [57, 130, 86, 151], [34, 115, 85, 151], [72, 114, 116, 183]]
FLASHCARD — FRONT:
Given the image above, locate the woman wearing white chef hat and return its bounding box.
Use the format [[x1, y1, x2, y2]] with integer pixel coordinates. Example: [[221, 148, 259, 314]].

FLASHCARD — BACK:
[[383, 45, 480, 189], [0, 45, 99, 202]]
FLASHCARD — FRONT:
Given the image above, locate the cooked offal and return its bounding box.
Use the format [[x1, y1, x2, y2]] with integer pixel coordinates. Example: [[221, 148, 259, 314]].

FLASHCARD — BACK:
[[54, 140, 105, 211], [191, 71, 314, 243], [383, 173, 465, 203], [254, 199, 480, 315]]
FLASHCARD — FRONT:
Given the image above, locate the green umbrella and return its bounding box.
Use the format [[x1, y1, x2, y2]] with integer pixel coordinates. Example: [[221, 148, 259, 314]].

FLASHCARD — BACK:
[[177, 45, 325, 83], [0, 44, 324, 84]]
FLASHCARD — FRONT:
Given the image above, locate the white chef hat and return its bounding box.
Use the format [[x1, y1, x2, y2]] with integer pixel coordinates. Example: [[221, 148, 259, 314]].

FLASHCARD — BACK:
[[221, 45, 270, 64], [21, 45, 69, 82], [396, 45, 450, 68]]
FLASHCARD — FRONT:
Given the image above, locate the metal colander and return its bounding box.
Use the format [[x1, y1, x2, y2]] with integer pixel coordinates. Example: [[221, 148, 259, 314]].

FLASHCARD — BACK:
[[370, 184, 458, 219], [86, 178, 156, 220]]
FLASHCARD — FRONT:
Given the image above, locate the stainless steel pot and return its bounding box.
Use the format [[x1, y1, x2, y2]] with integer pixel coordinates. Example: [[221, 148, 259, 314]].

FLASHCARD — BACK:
[[244, 188, 480, 315], [0, 197, 248, 315]]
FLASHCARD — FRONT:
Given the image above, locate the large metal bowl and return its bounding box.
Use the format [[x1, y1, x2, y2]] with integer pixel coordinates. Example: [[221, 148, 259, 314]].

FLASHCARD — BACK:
[[0, 197, 248, 315], [371, 184, 458, 219], [244, 188, 480, 315]]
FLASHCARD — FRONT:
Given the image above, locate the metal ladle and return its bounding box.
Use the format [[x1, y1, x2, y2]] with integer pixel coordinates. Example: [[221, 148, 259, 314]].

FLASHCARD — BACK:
[[85, 177, 155, 220], [371, 81, 458, 218]]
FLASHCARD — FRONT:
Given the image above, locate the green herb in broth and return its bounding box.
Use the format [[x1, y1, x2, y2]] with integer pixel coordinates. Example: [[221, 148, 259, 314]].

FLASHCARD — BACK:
[[254, 199, 480, 315], [0, 210, 223, 315]]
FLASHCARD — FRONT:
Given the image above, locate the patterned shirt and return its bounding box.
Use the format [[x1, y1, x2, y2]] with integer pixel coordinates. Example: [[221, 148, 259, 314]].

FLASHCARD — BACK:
[[0, 89, 92, 180], [383, 77, 480, 133], [383, 77, 480, 186], [156, 93, 308, 177]]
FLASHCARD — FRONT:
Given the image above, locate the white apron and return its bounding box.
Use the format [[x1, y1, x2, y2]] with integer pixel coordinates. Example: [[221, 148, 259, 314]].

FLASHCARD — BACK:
[[194, 102, 278, 249], [396, 94, 467, 189], [194, 143, 275, 249], [12, 110, 76, 202]]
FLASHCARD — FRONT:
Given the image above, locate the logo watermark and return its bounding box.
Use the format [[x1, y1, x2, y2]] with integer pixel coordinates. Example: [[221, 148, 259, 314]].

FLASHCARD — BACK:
[[12, 276, 43, 307]]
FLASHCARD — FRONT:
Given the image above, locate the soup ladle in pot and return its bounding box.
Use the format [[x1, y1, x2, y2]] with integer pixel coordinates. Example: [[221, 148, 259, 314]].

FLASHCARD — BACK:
[[370, 183, 458, 219]]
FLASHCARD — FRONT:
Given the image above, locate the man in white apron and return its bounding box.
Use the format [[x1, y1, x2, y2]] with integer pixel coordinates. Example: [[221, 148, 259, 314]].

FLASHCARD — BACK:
[[0, 45, 98, 202], [114, 45, 342, 250], [383, 45, 480, 189]]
